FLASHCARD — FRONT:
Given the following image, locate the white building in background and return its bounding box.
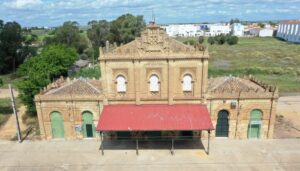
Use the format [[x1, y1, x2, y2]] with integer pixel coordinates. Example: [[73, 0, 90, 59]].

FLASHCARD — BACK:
[[160, 24, 203, 37], [248, 28, 260, 36], [231, 23, 244, 37], [277, 20, 300, 43], [259, 28, 274, 37], [206, 23, 230, 36], [248, 28, 274, 37]]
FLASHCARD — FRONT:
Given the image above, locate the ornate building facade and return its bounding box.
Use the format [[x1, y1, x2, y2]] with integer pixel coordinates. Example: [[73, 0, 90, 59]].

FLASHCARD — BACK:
[[35, 23, 278, 140]]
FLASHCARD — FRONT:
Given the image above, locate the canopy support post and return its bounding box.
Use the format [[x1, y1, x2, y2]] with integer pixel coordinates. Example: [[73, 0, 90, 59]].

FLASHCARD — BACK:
[[100, 132, 104, 155], [136, 139, 139, 155], [171, 137, 174, 155], [207, 130, 211, 155]]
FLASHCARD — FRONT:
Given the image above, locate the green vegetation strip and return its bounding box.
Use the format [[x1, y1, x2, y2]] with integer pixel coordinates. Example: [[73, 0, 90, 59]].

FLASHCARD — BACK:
[[178, 37, 300, 92], [0, 98, 13, 126]]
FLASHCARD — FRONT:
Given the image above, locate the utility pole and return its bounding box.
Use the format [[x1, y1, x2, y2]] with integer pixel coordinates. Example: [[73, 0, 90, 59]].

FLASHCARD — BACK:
[[9, 84, 22, 143]]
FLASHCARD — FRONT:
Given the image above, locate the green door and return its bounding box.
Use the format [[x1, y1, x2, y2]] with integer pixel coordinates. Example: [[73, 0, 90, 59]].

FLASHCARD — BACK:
[[216, 110, 229, 137], [248, 124, 260, 138], [86, 124, 93, 137], [248, 109, 262, 138], [82, 111, 95, 138], [50, 112, 64, 138]]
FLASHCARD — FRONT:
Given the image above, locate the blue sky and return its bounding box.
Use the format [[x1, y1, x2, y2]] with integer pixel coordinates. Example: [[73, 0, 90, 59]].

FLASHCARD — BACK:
[[0, 0, 300, 27]]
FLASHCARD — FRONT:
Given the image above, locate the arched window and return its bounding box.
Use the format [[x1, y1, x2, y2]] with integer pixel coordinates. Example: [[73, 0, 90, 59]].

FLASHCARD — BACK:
[[116, 75, 126, 92], [182, 74, 193, 91], [149, 74, 159, 92], [216, 110, 229, 137]]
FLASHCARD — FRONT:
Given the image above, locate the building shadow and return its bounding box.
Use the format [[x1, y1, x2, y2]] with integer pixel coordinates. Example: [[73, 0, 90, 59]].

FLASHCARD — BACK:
[[99, 139, 205, 151]]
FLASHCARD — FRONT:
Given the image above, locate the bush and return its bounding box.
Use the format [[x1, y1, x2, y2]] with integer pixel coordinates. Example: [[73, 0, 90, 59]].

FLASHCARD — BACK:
[[198, 36, 204, 44], [215, 35, 226, 45], [75, 66, 101, 79], [183, 39, 197, 46], [227, 36, 239, 45], [208, 37, 215, 45]]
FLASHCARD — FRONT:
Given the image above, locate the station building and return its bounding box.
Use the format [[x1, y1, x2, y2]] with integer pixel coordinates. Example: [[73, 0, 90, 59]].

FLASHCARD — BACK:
[[35, 22, 278, 142]]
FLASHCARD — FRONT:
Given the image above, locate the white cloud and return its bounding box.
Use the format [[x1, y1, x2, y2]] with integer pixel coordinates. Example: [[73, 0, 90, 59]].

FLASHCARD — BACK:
[[0, 0, 300, 26], [4, 0, 42, 9]]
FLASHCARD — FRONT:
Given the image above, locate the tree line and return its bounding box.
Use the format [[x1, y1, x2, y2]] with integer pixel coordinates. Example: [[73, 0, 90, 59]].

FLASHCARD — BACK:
[[0, 20, 37, 74], [0, 13, 146, 116]]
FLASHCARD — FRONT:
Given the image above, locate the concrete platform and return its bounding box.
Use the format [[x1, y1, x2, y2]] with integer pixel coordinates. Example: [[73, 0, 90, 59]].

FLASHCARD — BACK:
[[0, 139, 299, 171]]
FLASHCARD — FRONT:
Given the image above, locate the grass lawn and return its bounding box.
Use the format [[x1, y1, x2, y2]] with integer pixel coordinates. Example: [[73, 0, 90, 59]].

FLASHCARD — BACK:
[[176, 37, 300, 93], [0, 98, 13, 127], [0, 97, 22, 127], [0, 73, 20, 89], [31, 29, 51, 42]]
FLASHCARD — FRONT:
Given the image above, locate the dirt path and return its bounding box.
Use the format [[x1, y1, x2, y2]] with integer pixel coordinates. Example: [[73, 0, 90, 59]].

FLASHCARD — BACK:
[[0, 105, 27, 140], [274, 96, 300, 138], [0, 88, 19, 98]]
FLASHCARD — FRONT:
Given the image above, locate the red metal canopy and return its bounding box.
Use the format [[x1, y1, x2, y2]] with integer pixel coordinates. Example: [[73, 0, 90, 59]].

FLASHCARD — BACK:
[[96, 104, 214, 131]]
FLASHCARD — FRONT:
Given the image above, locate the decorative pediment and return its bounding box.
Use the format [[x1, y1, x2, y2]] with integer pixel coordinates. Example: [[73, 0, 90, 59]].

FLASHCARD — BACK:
[[101, 22, 208, 60]]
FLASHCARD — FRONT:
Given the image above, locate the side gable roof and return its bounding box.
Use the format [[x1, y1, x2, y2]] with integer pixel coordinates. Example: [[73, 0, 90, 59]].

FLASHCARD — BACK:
[[207, 76, 278, 99], [208, 76, 265, 93], [44, 79, 102, 96]]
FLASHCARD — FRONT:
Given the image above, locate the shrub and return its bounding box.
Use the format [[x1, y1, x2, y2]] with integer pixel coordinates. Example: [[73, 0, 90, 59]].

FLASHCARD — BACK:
[[208, 37, 215, 45], [75, 66, 101, 79], [183, 39, 197, 46], [198, 36, 204, 44], [227, 36, 239, 45]]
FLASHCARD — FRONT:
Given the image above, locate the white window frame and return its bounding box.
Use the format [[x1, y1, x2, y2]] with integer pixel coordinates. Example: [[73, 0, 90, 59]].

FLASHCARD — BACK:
[[116, 75, 126, 93], [182, 74, 193, 92], [149, 75, 160, 92]]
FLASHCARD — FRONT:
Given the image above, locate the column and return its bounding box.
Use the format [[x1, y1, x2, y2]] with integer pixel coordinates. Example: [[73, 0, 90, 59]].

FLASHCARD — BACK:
[[168, 60, 174, 105], [134, 60, 141, 105]]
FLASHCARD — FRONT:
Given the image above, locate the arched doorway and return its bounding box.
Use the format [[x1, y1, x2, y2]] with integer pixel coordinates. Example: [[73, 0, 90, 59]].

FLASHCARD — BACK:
[[82, 111, 95, 138], [248, 109, 262, 138], [216, 110, 229, 137], [50, 112, 64, 138]]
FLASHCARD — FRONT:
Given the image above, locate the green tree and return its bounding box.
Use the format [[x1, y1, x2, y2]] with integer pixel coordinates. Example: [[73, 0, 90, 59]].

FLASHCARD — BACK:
[[230, 18, 240, 25], [45, 21, 84, 53], [258, 23, 265, 28], [208, 37, 215, 45], [0, 21, 23, 73], [227, 36, 239, 45], [17, 45, 77, 115], [198, 36, 204, 44], [215, 35, 226, 45], [54, 21, 80, 47], [87, 20, 110, 48], [109, 14, 146, 44], [269, 21, 277, 27]]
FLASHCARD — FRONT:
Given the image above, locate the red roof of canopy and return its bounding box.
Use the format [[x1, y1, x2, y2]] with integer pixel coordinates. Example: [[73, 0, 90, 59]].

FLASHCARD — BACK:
[[96, 104, 214, 131]]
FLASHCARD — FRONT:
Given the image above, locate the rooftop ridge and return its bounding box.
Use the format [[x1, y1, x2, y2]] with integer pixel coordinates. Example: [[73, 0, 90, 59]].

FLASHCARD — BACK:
[[44, 79, 80, 95]]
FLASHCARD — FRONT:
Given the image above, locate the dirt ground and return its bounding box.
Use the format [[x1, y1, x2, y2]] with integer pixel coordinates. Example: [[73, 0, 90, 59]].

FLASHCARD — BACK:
[[0, 105, 27, 140], [0, 88, 19, 98], [274, 95, 300, 138], [0, 88, 27, 140]]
